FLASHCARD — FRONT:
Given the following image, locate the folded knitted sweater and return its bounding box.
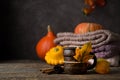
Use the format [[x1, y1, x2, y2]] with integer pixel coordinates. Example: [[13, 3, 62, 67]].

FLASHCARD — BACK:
[[54, 30, 120, 48], [92, 43, 120, 58]]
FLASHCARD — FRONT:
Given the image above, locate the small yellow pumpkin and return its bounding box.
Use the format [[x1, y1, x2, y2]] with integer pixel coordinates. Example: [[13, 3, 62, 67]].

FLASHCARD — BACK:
[[45, 45, 64, 65]]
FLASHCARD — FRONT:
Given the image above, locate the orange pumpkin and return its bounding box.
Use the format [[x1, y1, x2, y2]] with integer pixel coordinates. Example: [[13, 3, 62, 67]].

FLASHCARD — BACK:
[[74, 22, 103, 34], [36, 25, 57, 61]]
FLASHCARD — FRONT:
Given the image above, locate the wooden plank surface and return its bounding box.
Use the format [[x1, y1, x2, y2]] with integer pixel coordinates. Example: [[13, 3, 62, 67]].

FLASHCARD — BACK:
[[0, 60, 119, 80]]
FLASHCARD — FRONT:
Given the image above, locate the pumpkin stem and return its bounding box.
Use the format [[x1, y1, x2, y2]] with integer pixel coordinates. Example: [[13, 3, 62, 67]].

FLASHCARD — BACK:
[[47, 25, 52, 32], [54, 48, 59, 52]]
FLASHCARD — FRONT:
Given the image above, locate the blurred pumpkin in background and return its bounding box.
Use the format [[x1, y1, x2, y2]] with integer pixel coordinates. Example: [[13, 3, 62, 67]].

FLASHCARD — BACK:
[[36, 25, 57, 61], [74, 22, 103, 34]]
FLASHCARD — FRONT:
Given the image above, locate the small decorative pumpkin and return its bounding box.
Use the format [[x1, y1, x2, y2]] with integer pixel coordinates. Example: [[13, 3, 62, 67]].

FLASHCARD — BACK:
[[74, 22, 103, 34], [36, 25, 57, 61], [45, 45, 64, 65]]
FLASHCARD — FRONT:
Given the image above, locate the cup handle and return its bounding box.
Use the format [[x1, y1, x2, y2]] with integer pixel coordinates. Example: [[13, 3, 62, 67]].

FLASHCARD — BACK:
[[87, 54, 97, 70]]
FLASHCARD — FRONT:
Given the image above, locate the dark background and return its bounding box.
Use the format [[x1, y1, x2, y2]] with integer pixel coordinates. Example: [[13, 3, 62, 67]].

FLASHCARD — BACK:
[[0, 0, 120, 60]]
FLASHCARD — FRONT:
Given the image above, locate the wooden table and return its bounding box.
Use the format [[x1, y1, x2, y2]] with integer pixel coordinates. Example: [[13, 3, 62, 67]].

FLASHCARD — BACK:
[[0, 60, 119, 80]]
